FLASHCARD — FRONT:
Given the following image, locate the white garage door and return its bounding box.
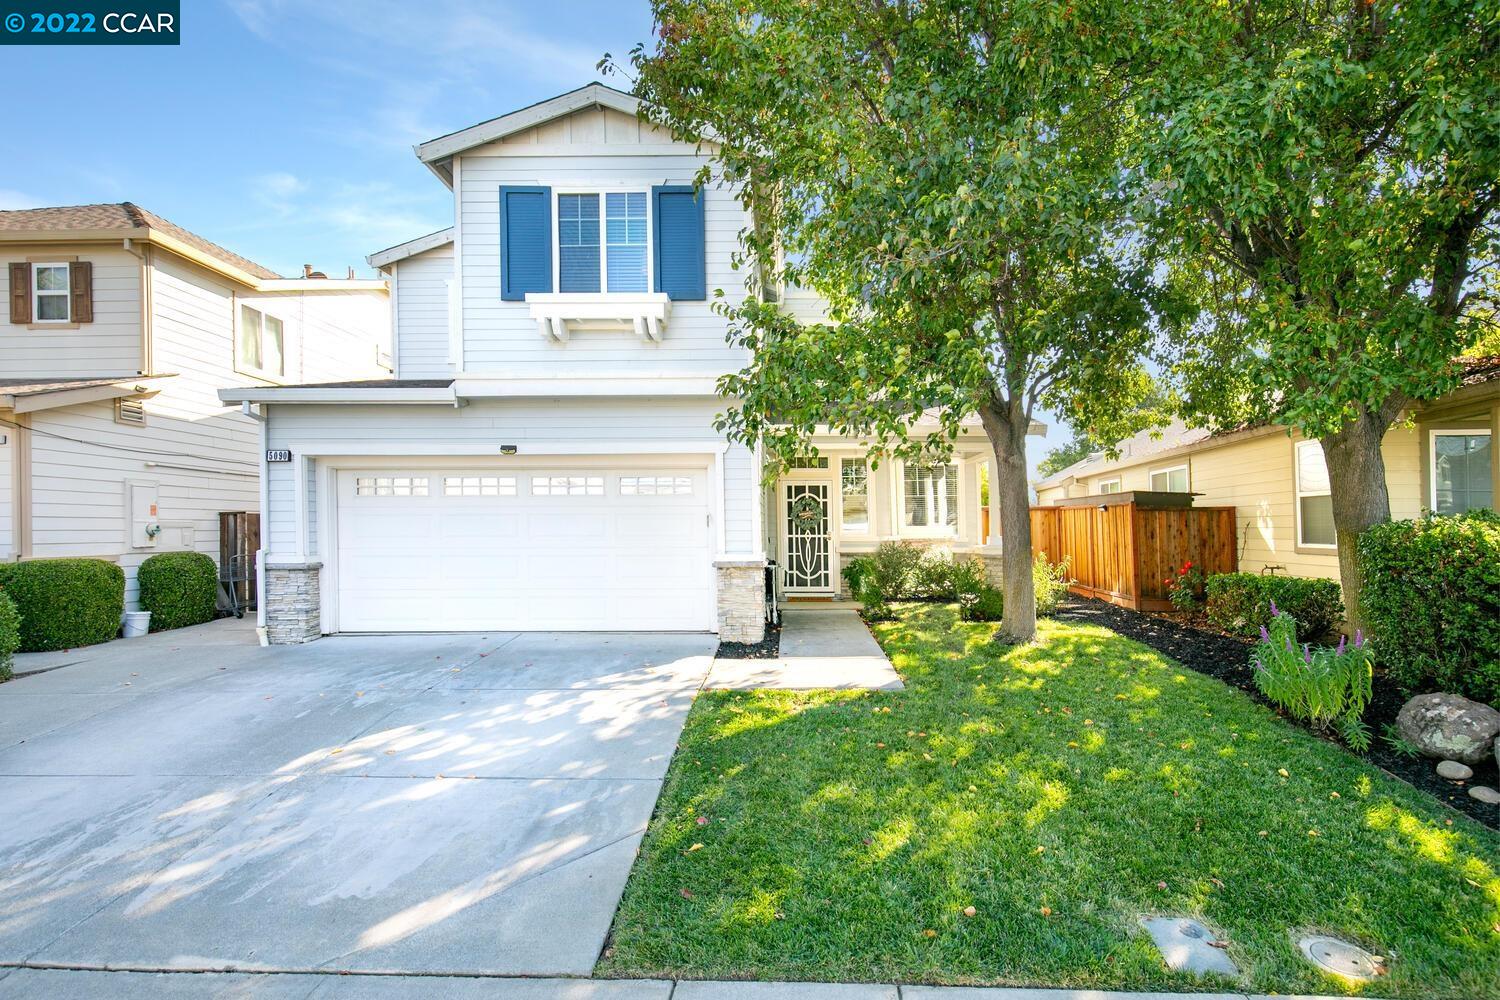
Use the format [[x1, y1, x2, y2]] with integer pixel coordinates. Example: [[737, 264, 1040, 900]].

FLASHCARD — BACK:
[[334, 466, 714, 632]]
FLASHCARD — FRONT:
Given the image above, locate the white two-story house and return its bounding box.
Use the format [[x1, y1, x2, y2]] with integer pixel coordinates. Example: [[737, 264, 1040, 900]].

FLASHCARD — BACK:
[[1, 203, 389, 611], [221, 84, 1010, 645]]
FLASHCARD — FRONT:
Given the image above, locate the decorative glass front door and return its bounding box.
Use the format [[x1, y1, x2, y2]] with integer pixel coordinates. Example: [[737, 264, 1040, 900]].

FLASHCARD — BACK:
[[783, 482, 831, 592]]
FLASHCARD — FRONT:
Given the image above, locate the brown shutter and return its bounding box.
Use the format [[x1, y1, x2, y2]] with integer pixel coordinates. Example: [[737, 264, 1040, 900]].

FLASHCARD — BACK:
[[8, 262, 30, 324], [70, 260, 93, 323]]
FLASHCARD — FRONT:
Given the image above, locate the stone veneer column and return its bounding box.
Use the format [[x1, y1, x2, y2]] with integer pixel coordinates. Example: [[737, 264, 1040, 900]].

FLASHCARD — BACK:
[[264, 562, 322, 644], [714, 558, 767, 644]]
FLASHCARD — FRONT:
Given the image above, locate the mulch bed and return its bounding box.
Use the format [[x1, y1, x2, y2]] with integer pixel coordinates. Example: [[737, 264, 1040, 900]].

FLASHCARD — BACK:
[[1054, 597, 1499, 830], [715, 621, 781, 660]]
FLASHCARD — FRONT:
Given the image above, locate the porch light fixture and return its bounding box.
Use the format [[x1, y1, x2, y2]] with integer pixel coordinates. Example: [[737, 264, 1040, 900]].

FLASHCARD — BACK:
[[499, 444, 518, 455]]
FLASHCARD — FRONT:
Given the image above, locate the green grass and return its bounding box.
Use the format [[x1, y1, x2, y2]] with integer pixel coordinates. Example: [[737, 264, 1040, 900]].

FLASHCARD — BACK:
[[600, 603, 1500, 997]]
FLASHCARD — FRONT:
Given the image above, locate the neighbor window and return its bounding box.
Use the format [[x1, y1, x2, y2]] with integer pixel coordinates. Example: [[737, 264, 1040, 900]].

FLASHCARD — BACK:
[[1432, 430, 1493, 515], [557, 191, 649, 293], [237, 303, 285, 379], [32, 263, 70, 322], [903, 461, 957, 529], [1149, 465, 1189, 492], [841, 458, 869, 531], [1097, 478, 1122, 495], [1295, 440, 1335, 547]]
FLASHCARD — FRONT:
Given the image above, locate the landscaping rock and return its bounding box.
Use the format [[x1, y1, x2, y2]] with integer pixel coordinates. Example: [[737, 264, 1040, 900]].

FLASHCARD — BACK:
[[1395, 693, 1500, 766], [1436, 760, 1474, 781], [1470, 786, 1500, 805]]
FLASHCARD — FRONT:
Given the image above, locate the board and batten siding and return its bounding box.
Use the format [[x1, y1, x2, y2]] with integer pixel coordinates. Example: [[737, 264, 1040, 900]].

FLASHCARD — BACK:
[[0, 244, 142, 377], [391, 243, 454, 379], [1059, 425, 1422, 581], [263, 397, 756, 561], [455, 107, 753, 378]]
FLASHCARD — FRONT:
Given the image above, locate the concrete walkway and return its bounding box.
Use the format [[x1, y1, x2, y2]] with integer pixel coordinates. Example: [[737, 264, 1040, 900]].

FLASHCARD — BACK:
[[0, 969, 1350, 999], [703, 610, 903, 691]]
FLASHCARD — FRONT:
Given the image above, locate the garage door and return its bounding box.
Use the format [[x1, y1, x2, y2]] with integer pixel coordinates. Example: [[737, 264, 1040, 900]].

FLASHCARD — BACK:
[[334, 466, 714, 632]]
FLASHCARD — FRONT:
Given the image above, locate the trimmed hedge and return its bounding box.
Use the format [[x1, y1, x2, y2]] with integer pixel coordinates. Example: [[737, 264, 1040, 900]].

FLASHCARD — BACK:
[[1359, 510, 1500, 704], [0, 591, 19, 681], [138, 551, 219, 631], [1204, 572, 1343, 642], [0, 559, 124, 652]]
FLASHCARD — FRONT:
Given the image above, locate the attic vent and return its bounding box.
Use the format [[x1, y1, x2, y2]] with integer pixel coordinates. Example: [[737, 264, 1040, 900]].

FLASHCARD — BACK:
[[115, 398, 146, 427]]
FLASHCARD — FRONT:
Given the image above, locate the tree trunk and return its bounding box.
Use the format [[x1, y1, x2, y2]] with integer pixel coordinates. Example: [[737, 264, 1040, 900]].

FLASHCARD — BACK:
[[1318, 406, 1396, 634], [979, 399, 1036, 642]]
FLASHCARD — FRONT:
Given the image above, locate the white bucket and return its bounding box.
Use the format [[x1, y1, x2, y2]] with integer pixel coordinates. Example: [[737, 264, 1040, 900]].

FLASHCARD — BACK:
[[123, 611, 151, 639]]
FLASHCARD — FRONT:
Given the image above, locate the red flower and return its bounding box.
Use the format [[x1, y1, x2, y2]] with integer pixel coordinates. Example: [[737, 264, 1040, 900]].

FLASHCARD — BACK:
[[1164, 578, 1173, 586]]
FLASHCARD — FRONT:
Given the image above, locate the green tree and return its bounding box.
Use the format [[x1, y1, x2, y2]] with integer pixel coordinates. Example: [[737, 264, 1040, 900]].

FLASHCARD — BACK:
[[1036, 433, 1099, 481], [1137, 0, 1500, 627], [614, 0, 1169, 640]]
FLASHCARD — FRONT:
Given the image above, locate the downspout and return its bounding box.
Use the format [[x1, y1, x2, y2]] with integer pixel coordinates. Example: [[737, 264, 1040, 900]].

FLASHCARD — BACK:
[[122, 239, 152, 374], [242, 400, 270, 645]]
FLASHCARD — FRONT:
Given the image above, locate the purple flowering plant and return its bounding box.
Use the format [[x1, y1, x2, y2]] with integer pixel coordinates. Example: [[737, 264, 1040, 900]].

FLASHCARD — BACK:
[[1251, 604, 1373, 751]]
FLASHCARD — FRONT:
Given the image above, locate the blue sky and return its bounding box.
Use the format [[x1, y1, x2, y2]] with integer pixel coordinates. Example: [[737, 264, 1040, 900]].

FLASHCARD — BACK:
[[0, 0, 1066, 473]]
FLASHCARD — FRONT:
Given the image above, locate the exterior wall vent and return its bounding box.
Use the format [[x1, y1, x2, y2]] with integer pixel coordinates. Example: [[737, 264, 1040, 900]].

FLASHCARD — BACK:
[[115, 397, 146, 427]]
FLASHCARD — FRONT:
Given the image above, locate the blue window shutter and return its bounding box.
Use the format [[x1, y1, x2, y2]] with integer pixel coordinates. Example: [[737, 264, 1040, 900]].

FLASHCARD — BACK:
[[500, 186, 552, 301], [652, 185, 706, 300]]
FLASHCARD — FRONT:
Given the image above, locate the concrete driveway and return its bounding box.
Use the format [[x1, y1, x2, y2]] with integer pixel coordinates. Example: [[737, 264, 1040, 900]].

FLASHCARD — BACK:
[[0, 619, 714, 978]]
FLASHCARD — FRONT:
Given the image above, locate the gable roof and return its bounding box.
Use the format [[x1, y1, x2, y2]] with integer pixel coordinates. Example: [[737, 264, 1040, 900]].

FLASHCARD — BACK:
[[415, 83, 643, 172], [1034, 420, 1212, 490], [0, 202, 281, 280], [367, 227, 455, 269]]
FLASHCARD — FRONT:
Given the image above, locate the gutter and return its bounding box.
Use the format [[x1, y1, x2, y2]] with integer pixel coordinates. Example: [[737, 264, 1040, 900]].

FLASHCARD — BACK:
[[218, 386, 458, 406]]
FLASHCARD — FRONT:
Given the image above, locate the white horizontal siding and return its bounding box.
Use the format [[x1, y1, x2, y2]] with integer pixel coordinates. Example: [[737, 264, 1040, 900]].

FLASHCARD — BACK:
[[0, 244, 142, 377], [392, 245, 454, 379], [264, 398, 755, 560], [457, 139, 754, 378], [28, 400, 258, 608]]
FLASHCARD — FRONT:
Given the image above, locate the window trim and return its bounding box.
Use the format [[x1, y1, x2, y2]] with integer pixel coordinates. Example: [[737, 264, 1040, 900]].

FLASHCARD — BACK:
[[551, 187, 654, 295], [1097, 477, 1122, 495], [899, 459, 959, 537], [1148, 464, 1189, 493], [839, 457, 870, 533], [1294, 439, 1337, 550], [234, 300, 289, 383], [31, 261, 71, 324], [1429, 428, 1493, 514]]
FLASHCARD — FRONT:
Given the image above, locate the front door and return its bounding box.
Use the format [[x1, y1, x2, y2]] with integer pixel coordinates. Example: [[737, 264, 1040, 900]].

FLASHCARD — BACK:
[[782, 482, 832, 593]]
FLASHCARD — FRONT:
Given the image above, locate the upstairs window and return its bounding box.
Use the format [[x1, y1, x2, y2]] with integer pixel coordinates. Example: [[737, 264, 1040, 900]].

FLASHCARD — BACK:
[[32, 263, 70, 322], [236, 303, 285, 380], [556, 191, 650, 293]]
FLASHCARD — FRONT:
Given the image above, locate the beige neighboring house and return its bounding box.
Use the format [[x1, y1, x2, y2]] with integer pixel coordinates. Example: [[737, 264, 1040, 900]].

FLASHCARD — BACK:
[[1034, 358, 1499, 583], [1, 203, 389, 610]]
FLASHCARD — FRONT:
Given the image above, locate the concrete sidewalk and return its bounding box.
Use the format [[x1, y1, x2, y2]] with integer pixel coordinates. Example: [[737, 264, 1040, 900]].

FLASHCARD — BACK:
[[704, 609, 903, 691], [0, 969, 1354, 999]]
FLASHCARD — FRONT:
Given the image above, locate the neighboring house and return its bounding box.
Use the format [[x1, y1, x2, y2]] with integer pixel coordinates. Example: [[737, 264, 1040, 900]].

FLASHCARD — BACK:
[[220, 83, 1030, 645], [1, 203, 389, 610], [1034, 360, 1499, 583]]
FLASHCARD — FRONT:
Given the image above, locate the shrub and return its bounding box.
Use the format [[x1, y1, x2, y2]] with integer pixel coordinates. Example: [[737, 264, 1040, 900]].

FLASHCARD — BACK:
[[138, 551, 219, 632], [959, 585, 1005, 622], [866, 541, 925, 600], [950, 556, 989, 600], [0, 559, 124, 652], [1033, 554, 1072, 616], [1359, 510, 1500, 703], [1164, 560, 1206, 612], [841, 556, 872, 599], [911, 551, 957, 599], [1204, 573, 1343, 642], [1252, 609, 1374, 750], [0, 591, 19, 681]]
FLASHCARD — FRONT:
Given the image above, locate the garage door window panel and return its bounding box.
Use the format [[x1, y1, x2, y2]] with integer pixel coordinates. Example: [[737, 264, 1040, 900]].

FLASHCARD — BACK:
[[355, 476, 429, 497], [444, 475, 517, 497], [620, 475, 693, 495], [532, 475, 605, 496]]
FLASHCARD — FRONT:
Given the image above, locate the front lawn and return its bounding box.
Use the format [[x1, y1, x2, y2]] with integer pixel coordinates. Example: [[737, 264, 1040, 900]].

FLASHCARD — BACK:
[[600, 604, 1500, 998]]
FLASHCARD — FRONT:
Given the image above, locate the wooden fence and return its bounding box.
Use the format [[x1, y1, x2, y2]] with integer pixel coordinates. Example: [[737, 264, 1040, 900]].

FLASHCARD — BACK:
[[1029, 495, 1238, 611]]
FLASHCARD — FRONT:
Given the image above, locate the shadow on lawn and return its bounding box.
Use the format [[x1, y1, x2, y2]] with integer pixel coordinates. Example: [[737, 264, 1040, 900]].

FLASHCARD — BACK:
[[606, 603, 1500, 999]]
